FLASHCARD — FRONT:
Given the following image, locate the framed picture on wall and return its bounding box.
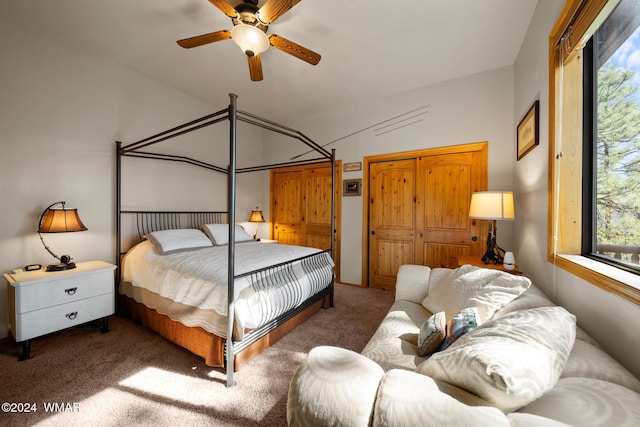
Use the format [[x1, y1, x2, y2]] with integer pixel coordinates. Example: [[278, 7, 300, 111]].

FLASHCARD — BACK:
[[343, 179, 362, 196], [517, 100, 539, 160], [343, 162, 362, 172]]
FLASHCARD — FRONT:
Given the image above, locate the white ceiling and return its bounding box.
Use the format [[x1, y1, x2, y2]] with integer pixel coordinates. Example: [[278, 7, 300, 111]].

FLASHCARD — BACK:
[[1, 0, 538, 122]]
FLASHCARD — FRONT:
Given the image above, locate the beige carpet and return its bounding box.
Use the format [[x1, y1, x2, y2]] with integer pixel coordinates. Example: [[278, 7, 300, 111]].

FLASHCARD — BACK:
[[0, 283, 394, 427]]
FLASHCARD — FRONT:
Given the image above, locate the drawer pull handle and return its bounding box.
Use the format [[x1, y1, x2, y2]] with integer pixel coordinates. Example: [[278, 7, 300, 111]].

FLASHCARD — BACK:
[[66, 312, 78, 320], [64, 287, 77, 295]]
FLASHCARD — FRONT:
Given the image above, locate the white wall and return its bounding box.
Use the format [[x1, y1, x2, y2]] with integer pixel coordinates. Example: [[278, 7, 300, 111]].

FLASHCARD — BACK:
[[514, 0, 640, 378], [264, 66, 517, 285], [0, 16, 264, 338]]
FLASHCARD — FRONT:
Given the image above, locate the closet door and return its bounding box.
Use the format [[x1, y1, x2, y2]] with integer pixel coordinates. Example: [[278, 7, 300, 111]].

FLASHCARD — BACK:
[[415, 147, 487, 268], [368, 159, 417, 290], [365, 142, 488, 290], [271, 162, 342, 280], [271, 171, 305, 246], [304, 167, 333, 250]]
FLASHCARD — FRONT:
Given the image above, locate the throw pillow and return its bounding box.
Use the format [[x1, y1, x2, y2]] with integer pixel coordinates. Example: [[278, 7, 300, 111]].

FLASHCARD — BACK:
[[417, 306, 577, 413], [440, 307, 481, 351], [421, 264, 531, 323], [417, 312, 446, 357]]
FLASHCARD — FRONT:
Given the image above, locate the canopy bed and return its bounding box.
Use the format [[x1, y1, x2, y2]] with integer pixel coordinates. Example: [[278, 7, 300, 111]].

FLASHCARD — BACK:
[[116, 94, 336, 386]]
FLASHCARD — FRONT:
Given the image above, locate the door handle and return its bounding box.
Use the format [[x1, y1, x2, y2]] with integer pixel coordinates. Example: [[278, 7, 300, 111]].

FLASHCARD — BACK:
[[471, 236, 478, 241], [371, 230, 376, 235]]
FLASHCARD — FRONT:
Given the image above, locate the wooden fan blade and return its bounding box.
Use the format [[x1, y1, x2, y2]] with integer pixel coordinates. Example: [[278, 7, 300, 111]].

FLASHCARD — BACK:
[[269, 34, 321, 65], [208, 0, 237, 18], [248, 55, 263, 81], [177, 30, 231, 48], [258, 0, 301, 24]]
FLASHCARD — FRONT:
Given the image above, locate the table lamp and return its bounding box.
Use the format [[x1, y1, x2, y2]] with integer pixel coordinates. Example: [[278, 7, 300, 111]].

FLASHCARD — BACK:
[[248, 207, 265, 240], [468, 191, 515, 264], [38, 201, 87, 271]]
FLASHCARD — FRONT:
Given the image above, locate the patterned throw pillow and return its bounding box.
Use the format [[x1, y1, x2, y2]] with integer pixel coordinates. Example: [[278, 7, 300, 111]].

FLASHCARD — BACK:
[[440, 307, 481, 351], [417, 312, 446, 357]]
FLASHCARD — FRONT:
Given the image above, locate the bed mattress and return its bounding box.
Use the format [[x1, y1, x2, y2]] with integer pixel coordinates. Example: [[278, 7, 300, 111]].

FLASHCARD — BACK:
[[120, 240, 334, 340]]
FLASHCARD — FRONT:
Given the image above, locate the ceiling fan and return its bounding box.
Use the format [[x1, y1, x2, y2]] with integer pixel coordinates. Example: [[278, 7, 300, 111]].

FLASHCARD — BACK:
[[177, 0, 321, 81]]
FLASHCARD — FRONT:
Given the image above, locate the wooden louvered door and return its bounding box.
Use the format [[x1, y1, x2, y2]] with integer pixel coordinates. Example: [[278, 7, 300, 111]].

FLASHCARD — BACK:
[[366, 143, 487, 290]]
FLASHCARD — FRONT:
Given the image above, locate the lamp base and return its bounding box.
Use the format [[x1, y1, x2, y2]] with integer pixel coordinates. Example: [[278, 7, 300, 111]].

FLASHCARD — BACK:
[[480, 234, 505, 265], [480, 248, 505, 265], [46, 262, 77, 272]]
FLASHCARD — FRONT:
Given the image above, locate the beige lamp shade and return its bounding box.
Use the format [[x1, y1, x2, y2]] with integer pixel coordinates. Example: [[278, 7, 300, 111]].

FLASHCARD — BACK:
[[248, 208, 265, 223], [469, 191, 515, 220], [38, 208, 87, 233], [37, 201, 87, 271], [248, 207, 265, 240]]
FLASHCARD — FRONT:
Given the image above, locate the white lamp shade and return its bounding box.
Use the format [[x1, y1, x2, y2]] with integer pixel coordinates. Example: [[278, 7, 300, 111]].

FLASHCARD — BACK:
[[469, 191, 515, 220], [231, 24, 270, 56]]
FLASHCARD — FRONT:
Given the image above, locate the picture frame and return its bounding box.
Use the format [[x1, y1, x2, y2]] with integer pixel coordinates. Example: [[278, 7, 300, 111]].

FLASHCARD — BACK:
[[343, 179, 362, 196], [343, 162, 362, 172], [517, 100, 539, 160]]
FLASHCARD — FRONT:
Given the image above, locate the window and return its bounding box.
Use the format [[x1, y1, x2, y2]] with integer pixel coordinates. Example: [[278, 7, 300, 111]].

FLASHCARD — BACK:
[[584, 1, 640, 272], [549, 0, 640, 304]]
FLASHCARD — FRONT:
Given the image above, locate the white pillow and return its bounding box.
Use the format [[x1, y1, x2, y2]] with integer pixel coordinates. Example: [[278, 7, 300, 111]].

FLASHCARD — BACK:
[[202, 223, 254, 245], [422, 264, 531, 322], [145, 229, 213, 255], [417, 306, 577, 413]]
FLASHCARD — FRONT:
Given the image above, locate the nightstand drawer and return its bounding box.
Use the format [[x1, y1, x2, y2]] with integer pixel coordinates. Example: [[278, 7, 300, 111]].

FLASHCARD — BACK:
[[15, 270, 113, 313], [14, 293, 114, 342]]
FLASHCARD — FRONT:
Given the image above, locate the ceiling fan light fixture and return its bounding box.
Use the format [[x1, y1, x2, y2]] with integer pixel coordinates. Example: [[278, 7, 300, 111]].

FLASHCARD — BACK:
[[231, 24, 270, 57]]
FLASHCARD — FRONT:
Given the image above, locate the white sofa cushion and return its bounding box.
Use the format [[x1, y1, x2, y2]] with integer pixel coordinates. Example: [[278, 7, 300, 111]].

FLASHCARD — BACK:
[[417, 306, 576, 413], [562, 338, 640, 392], [519, 378, 640, 426], [361, 300, 430, 371], [492, 284, 555, 318], [373, 369, 510, 427], [395, 264, 433, 304], [421, 264, 531, 323], [287, 346, 384, 427], [506, 413, 574, 427]]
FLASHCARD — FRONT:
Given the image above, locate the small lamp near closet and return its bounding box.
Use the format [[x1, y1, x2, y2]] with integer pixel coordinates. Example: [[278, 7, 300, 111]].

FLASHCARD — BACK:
[[38, 201, 87, 271], [248, 207, 265, 240], [468, 191, 515, 265]]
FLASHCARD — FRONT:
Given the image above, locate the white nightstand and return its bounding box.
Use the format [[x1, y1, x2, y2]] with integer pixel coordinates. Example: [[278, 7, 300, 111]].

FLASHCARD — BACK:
[[4, 260, 116, 360]]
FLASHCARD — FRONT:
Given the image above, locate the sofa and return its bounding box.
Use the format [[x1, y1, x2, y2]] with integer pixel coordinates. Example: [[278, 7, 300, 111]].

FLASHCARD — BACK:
[[287, 264, 640, 426]]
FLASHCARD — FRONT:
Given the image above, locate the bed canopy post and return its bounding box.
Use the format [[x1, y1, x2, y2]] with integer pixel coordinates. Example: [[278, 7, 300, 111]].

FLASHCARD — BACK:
[[330, 148, 336, 306], [226, 93, 238, 388], [116, 141, 122, 285]]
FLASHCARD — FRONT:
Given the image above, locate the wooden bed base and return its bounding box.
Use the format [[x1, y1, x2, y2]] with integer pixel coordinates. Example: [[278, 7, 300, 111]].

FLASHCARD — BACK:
[[119, 292, 331, 371]]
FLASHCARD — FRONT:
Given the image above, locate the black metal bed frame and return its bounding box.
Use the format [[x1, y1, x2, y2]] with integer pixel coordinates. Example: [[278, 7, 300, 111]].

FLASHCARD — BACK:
[[116, 94, 335, 387]]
